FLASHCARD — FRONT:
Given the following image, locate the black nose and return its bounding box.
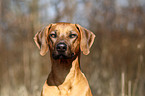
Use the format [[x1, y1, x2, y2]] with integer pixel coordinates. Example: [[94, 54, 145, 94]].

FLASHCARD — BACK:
[[56, 43, 67, 52]]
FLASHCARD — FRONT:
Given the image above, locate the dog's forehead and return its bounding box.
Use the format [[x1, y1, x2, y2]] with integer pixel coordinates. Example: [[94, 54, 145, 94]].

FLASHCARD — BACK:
[[51, 23, 79, 34]]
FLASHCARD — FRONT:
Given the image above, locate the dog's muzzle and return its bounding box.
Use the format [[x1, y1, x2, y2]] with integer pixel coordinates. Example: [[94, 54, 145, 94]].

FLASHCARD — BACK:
[[56, 43, 67, 52], [52, 42, 74, 59]]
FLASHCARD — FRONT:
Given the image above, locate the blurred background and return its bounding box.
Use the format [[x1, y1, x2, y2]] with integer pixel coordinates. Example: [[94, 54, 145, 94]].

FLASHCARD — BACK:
[[0, 0, 145, 96]]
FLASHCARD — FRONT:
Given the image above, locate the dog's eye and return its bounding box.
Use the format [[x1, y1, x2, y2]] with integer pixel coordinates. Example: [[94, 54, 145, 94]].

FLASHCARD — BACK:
[[50, 34, 57, 38], [69, 34, 77, 38]]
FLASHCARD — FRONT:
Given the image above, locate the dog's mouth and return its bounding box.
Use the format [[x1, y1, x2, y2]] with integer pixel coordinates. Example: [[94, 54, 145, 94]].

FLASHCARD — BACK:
[[52, 52, 74, 60]]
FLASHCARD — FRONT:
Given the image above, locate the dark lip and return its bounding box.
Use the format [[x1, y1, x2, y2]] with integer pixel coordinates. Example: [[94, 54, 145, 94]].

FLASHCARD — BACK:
[[52, 53, 74, 60]]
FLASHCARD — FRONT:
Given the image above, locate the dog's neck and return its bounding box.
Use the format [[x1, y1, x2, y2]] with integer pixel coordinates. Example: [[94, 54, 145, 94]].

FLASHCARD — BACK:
[[47, 54, 80, 86]]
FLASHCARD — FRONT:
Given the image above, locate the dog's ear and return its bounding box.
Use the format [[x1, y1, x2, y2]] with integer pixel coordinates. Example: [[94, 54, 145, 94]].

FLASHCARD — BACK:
[[34, 24, 52, 56], [75, 24, 95, 55]]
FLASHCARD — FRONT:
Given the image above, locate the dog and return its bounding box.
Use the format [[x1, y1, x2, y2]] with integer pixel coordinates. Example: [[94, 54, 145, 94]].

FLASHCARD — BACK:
[[34, 22, 95, 96]]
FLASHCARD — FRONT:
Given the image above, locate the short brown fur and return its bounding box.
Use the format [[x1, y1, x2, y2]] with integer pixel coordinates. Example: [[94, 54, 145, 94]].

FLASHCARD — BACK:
[[34, 22, 95, 96]]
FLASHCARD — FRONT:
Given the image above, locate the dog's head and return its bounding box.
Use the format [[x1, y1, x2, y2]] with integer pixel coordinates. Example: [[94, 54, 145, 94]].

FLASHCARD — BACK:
[[34, 23, 95, 60]]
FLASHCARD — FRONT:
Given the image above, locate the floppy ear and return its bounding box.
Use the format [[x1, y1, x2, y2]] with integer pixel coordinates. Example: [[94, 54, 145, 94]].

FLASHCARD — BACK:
[[75, 24, 95, 55], [34, 24, 52, 56]]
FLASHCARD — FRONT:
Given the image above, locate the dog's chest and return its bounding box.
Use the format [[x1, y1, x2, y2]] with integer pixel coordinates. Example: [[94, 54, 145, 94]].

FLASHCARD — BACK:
[[42, 81, 71, 96], [42, 67, 76, 96]]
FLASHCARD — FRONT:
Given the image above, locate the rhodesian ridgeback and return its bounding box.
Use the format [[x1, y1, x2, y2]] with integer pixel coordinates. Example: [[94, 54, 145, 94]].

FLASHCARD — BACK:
[[34, 22, 95, 96]]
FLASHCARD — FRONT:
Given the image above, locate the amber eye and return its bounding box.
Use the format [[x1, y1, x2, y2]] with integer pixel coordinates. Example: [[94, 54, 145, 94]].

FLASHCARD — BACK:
[[50, 34, 57, 38], [69, 34, 77, 38]]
